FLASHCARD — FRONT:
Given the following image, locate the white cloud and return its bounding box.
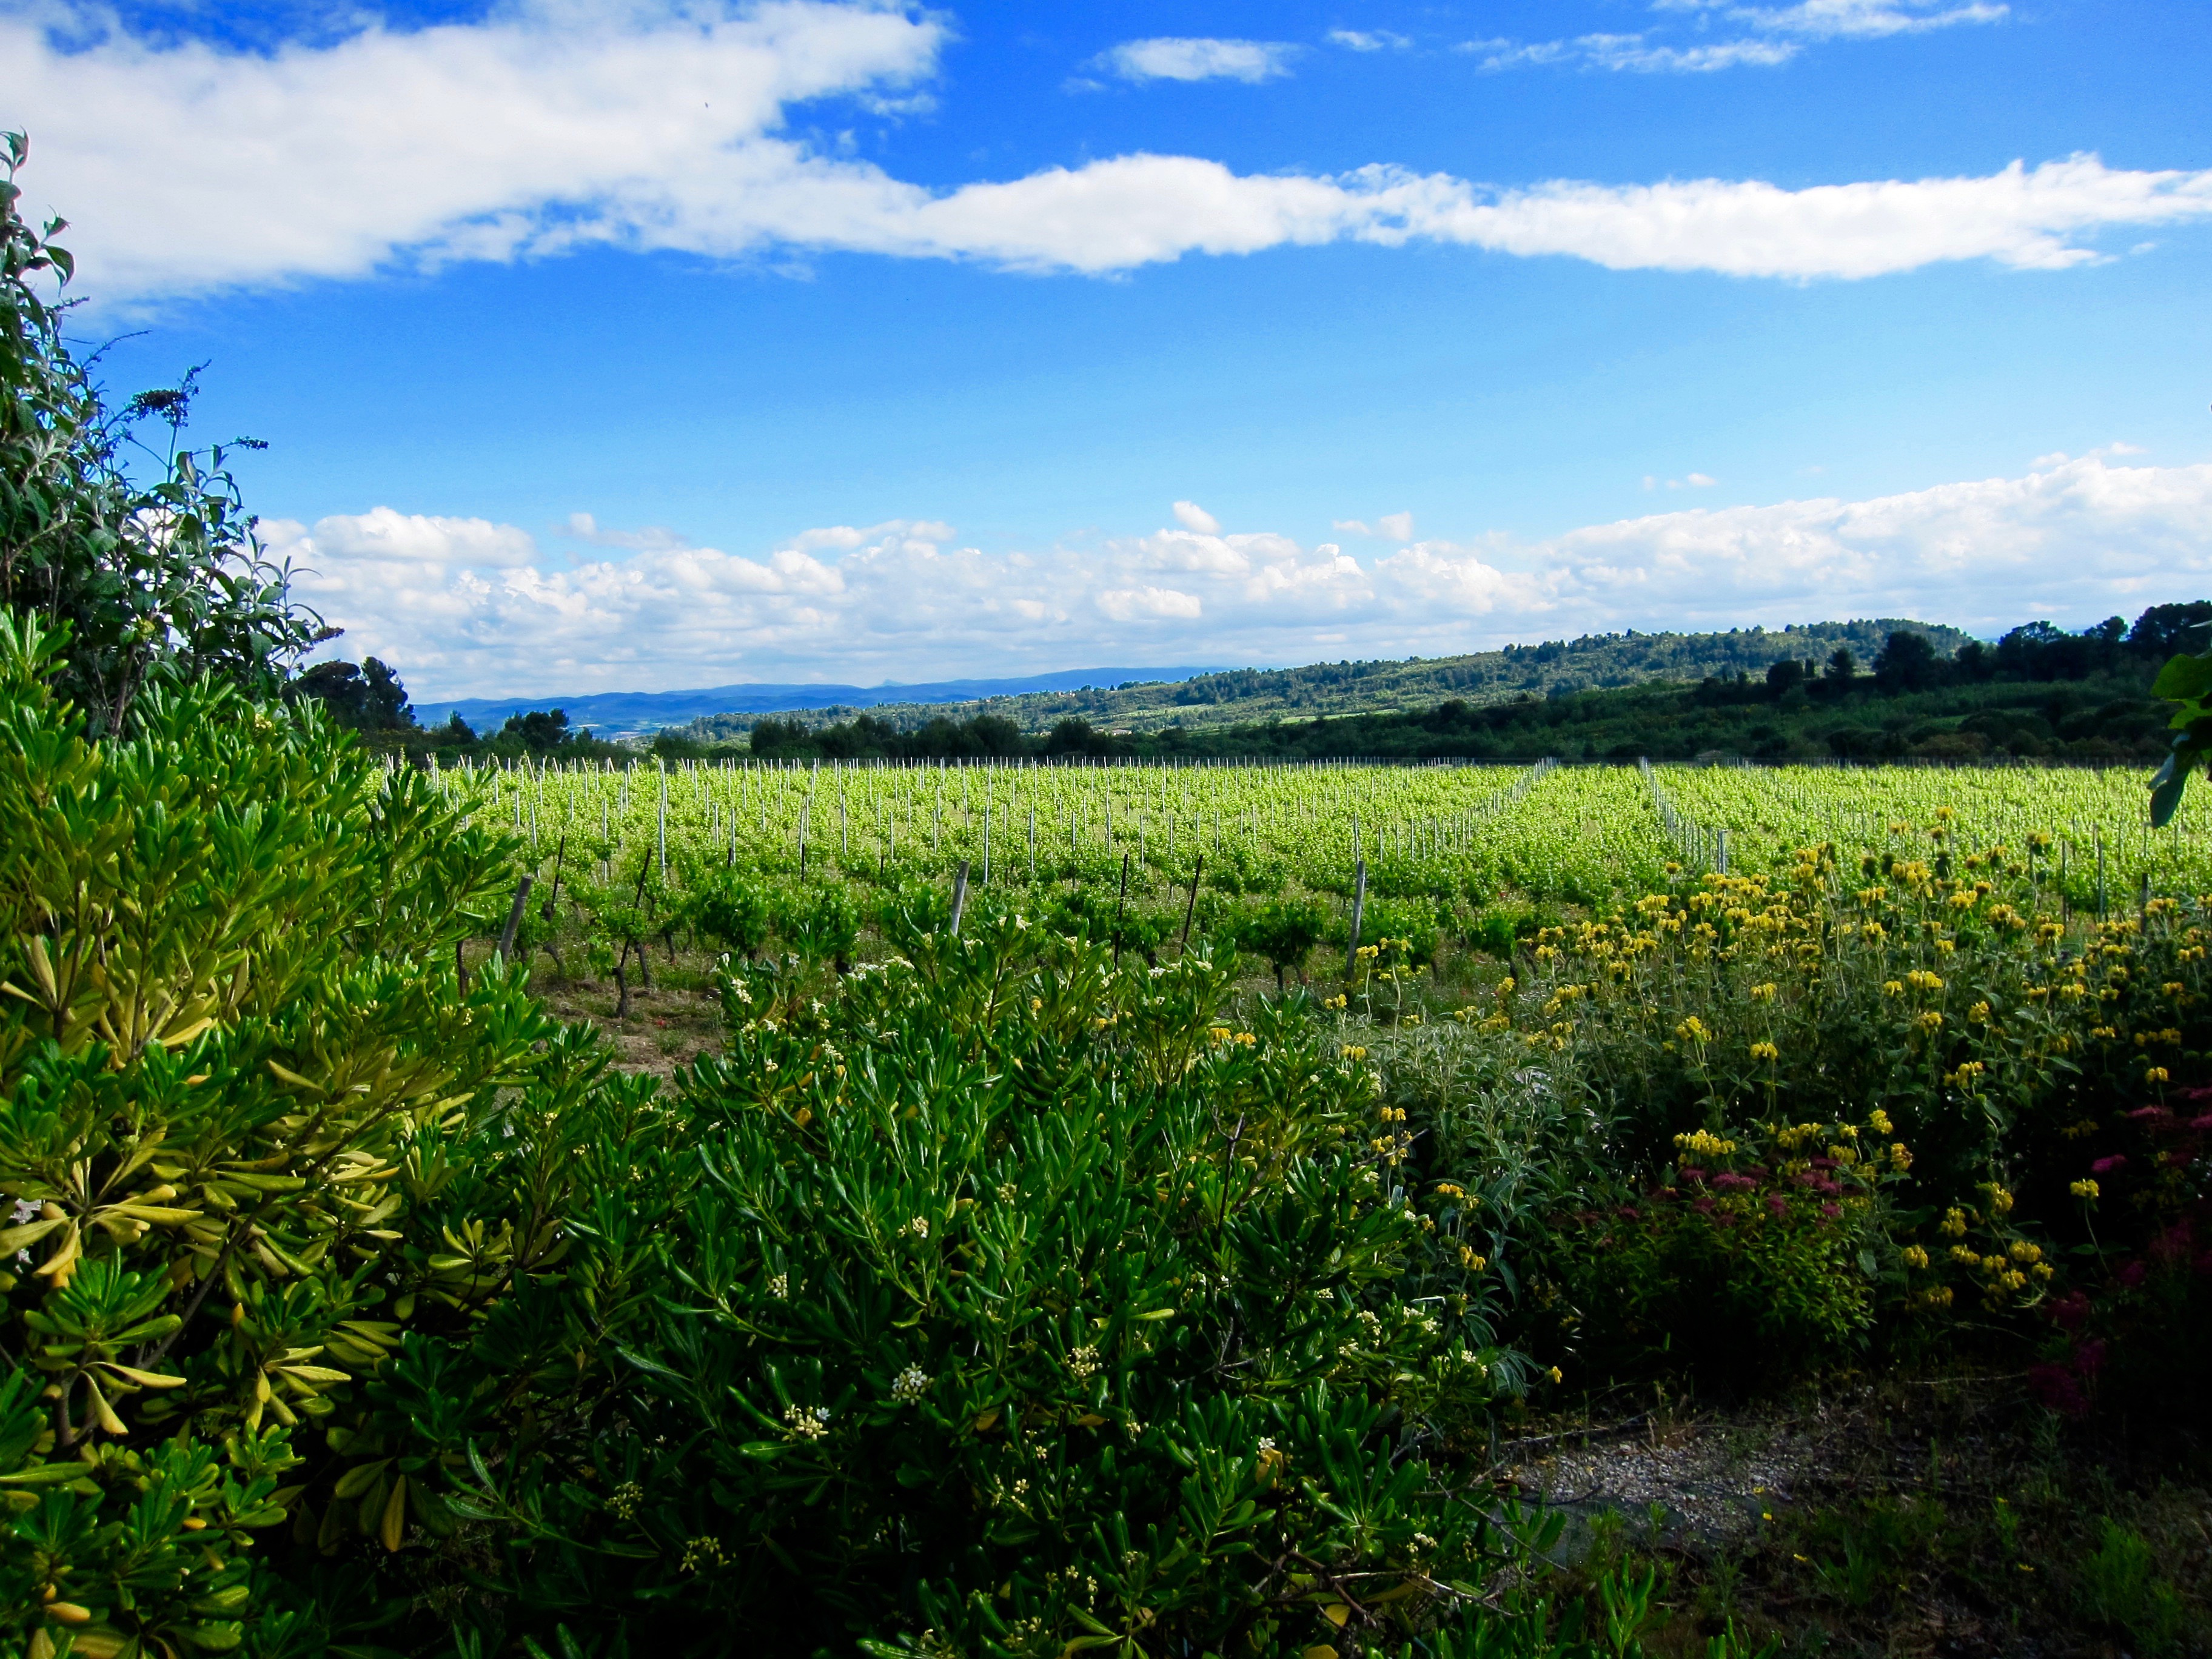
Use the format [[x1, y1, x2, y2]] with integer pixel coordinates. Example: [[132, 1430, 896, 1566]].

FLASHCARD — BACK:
[[560, 512, 693, 553], [8, 3, 2202, 300], [1335, 512, 1416, 541], [281, 453, 2212, 698], [1093, 38, 1298, 84], [1172, 500, 1221, 534], [1686, 473, 1718, 487], [1721, 0, 2009, 39], [1482, 0, 2002, 75], [1328, 29, 1412, 51], [1096, 586, 1204, 622]]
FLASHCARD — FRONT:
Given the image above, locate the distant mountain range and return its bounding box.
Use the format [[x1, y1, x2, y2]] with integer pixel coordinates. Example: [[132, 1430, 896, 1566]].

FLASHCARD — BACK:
[[410, 667, 1229, 739]]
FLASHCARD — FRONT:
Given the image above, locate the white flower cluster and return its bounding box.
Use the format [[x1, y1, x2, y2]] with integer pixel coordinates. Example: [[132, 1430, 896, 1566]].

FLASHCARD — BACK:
[[783, 1403, 830, 1441], [1068, 1343, 1100, 1381], [891, 1364, 932, 1403]]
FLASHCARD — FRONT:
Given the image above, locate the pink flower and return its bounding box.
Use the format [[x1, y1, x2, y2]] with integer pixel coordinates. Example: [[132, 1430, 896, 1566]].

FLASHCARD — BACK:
[[1818, 1201, 1842, 1221], [2128, 1105, 2171, 1124], [2190, 1114, 2212, 1131], [1690, 1196, 1716, 1215], [2029, 1362, 2088, 1417], [2116, 1259, 2148, 1289], [1678, 1167, 1708, 1184], [2091, 1155, 2127, 1175], [2073, 1338, 2108, 1378], [2149, 1222, 2194, 1265], [1713, 1173, 1757, 1191], [2047, 1292, 2091, 1332], [1765, 1195, 1789, 1217]]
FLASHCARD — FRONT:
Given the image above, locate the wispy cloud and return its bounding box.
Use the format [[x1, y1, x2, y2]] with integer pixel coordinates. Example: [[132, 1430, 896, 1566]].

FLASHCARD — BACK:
[[1667, 0, 2009, 38], [1334, 512, 1416, 541], [281, 452, 2212, 698], [9, 4, 2188, 300], [559, 512, 694, 554], [1091, 37, 1299, 85], [1327, 28, 1413, 52], [1476, 0, 2003, 75]]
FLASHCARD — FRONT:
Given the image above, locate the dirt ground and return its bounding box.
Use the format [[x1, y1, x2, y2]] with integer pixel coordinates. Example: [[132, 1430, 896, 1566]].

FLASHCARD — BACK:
[[1498, 1373, 2211, 1656]]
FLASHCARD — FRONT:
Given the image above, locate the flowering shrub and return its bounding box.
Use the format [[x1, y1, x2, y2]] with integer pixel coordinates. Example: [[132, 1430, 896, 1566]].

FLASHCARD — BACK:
[[1538, 1116, 1917, 1382], [453, 919, 1540, 1656]]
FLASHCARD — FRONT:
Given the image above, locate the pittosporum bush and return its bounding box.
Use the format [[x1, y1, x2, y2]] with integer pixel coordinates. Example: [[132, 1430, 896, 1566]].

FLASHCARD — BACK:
[[458, 923, 1538, 1657], [0, 611, 665, 1656]]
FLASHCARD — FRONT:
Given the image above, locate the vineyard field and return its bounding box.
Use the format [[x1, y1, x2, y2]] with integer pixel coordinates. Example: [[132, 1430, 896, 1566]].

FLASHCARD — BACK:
[[434, 754, 2212, 948]]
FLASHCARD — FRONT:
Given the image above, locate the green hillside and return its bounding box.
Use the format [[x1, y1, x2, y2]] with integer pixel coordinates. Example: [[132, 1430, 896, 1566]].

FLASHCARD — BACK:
[[677, 617, 1967, 742]]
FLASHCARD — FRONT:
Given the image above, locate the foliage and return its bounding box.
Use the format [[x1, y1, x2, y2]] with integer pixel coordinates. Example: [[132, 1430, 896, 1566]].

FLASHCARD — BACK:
[[437, 920, 1535, 1655], [1, 136, 324, 736], [284, 657, 415, 732], [0, 609, 655, 1655], [2147, 617, 2212, 825], [1241, 896, 1329, 991], [676, 618, 1968, 749]]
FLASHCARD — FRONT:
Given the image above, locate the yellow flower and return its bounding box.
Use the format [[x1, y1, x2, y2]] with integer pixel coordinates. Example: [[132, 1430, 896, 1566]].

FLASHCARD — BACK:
[[1968, 1001, 1991, 1024], [1901, 1245, 1929, 1270], [1749, 1041, 1779, 1062], [1882, 980, 1906, 997], [1751, 982, 1778, 1001], [1546, 1366, 1563, 1384], [1889, 1142, 1914, 1171], [1673, 1128, 1738, 1159], [1674, 1016, 1711, 1044], [2070, 1179, 2099, 1200], [1868, 1109, 1893, 1135], [2146, 1066, 2170, 1085]]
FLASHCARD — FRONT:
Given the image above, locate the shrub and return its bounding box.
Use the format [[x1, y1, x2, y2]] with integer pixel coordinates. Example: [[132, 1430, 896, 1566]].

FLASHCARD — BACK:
[[0, 611, 656, 1653], [2, 137, 323, 735], [460, 921, 1533, 1655]]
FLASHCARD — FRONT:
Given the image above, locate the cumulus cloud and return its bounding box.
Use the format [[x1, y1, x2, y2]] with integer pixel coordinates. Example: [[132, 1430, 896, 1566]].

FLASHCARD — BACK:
[[5, 2, 2202, 300], [1091, 38, 1299, 84], [281, 452, 2212, 698], [1172, 500, 1221, 534]]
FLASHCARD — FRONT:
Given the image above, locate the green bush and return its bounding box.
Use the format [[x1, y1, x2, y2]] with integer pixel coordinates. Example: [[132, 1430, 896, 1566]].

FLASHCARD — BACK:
[[461, 922, 1532, 1654], [0, 611, 659, 1654], [2, 136, 323, 737]]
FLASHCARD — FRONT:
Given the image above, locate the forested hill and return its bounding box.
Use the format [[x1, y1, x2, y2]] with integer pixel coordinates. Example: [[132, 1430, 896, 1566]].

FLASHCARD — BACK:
[[680, 618, 1967, 743]]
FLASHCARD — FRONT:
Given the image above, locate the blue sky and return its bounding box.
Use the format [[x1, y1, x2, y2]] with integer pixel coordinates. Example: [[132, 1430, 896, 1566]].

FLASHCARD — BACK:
[[5, 0, 2210, 698]]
